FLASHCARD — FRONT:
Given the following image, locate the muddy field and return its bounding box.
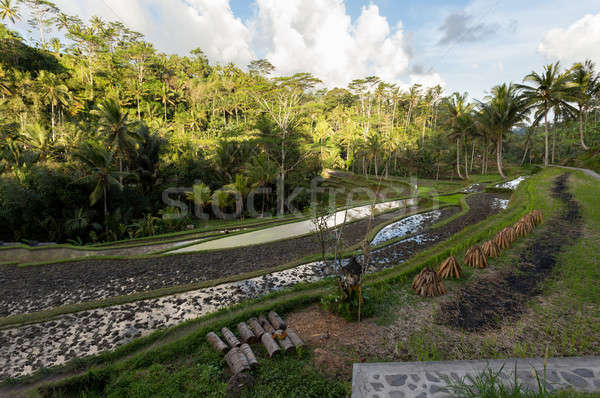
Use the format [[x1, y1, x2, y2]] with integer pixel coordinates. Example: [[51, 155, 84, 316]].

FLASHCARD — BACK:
[[0, 193, 507, 318], [437, 174, 582, 331], [369, 193, 509, 268], [0, 205, 454, 317]]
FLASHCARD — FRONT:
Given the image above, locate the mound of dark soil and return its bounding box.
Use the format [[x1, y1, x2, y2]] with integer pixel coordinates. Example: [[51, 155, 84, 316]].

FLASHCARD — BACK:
[[437, 174, 582, 331]]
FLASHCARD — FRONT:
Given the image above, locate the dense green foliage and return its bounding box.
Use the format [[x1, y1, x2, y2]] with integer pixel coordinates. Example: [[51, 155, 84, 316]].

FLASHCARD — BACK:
[[0, 1, 599, 244]]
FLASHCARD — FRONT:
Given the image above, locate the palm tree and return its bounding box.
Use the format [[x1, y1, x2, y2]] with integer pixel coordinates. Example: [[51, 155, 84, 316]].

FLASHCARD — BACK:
[[20, 123, 51, 160], [444, 92, 473, 179], [478, 83, 528, 178], [73, 141, 124, 220], [568, 60, 597, 150], [245, 153, 277, 216], [36, 71, 71, 139], [0, 0, 20, 23], [517, 63, 572, 167], [185, 182, 211, 217], [95, 98, 140, 183]]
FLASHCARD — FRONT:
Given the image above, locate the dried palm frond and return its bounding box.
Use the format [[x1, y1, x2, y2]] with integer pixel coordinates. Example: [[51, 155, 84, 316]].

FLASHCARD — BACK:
[[412, 267, 447, 297], [501, 226, 517, 243], [530, 210, 544, 225], [464, 245, 488, 269], [481, 240, 500, 258], [520, 214, 536, 230], [493, 231, 511, 250], [437, 256, 462, 279], [514, 221, 532, 237]]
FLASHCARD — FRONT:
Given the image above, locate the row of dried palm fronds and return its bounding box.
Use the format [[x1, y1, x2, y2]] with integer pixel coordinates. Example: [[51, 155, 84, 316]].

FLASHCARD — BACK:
[[412, 210, 544, 297]]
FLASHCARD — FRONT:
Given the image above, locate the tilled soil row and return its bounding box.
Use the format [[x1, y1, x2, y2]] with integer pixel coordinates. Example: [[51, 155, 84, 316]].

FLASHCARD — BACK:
[[437, 174, 582, 331]]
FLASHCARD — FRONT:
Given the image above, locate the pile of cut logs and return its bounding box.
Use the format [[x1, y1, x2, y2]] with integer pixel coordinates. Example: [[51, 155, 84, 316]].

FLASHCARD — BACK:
[[206, 311, 304, 395]]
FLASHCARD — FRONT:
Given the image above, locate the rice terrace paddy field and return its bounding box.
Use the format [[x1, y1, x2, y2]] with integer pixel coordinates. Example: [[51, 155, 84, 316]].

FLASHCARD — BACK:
[[0, 167, 598, 398]]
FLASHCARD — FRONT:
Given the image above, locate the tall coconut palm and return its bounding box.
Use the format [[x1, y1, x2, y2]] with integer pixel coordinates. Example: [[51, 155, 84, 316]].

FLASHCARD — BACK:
[[568, 60, 597, 150], [0, 0, 20, 23], [245, 153, 277, 216], [517, 63, 572, 167], [444, 92, 473, 179], [95, 98, 140, 184], [73, 141, 125, 220], [478, 83, 528, 178], [36, 71, 71, 139]]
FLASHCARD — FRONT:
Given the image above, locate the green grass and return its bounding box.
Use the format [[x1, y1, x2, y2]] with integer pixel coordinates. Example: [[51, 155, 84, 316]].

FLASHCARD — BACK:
[[444, 366, 600, 398]]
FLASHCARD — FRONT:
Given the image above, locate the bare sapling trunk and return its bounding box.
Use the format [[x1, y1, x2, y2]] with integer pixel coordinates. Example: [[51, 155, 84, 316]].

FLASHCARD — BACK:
[[544, 113, 549, 167], [579, 106, 589, 150], [496, 131, 506, 179], [456, 138, 463, 179]]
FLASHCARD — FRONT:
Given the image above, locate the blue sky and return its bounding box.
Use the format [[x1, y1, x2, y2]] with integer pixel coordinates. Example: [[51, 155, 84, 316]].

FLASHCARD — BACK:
[[12, 0, 600, 100]]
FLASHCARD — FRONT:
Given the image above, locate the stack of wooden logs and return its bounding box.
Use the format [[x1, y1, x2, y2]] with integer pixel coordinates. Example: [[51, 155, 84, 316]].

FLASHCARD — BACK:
[[206, 311, 305, 395]]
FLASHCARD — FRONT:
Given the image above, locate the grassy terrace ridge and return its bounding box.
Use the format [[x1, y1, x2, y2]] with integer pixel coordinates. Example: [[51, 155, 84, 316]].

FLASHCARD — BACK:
[[1, 170, 542, 395]]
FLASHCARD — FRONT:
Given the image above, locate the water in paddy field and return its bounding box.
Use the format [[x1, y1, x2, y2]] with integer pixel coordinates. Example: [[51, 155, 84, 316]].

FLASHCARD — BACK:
[[370, 210, 444, 246], [495, 176, 527, 190]]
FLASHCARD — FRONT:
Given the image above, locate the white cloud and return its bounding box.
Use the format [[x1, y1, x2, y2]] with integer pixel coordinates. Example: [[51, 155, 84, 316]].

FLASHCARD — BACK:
[[52, 0, 255, 65], [408, 72, 446, 89], [251, 0, 414, 87], [538, 13, 600, 65], [24, 0, 436, 89]]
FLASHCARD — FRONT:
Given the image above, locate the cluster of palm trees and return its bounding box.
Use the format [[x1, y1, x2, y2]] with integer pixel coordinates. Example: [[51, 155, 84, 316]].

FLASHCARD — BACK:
[[445, 61, 599, 179]]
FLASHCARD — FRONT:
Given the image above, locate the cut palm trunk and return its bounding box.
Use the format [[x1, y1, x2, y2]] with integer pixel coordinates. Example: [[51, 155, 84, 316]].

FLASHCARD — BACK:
[[237, 322, 256, 344], [481, 240, 500, 258], [273, 330, 295, 353], [227, 373, 254, 397], [412, 267, 447, 297], [259, 315, 276, 334], [464, 245, 488, 269], [206, 332, 229, 353], [247, 318, 265, 338], [221, 327, 241, 348], [260, 333, 281, 357], [268, 311, 287, 330], [437, 256, 462, 279], [240, 343, 258, 369], [224, 347, 250, 375], [286, 328, 305, 349]]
